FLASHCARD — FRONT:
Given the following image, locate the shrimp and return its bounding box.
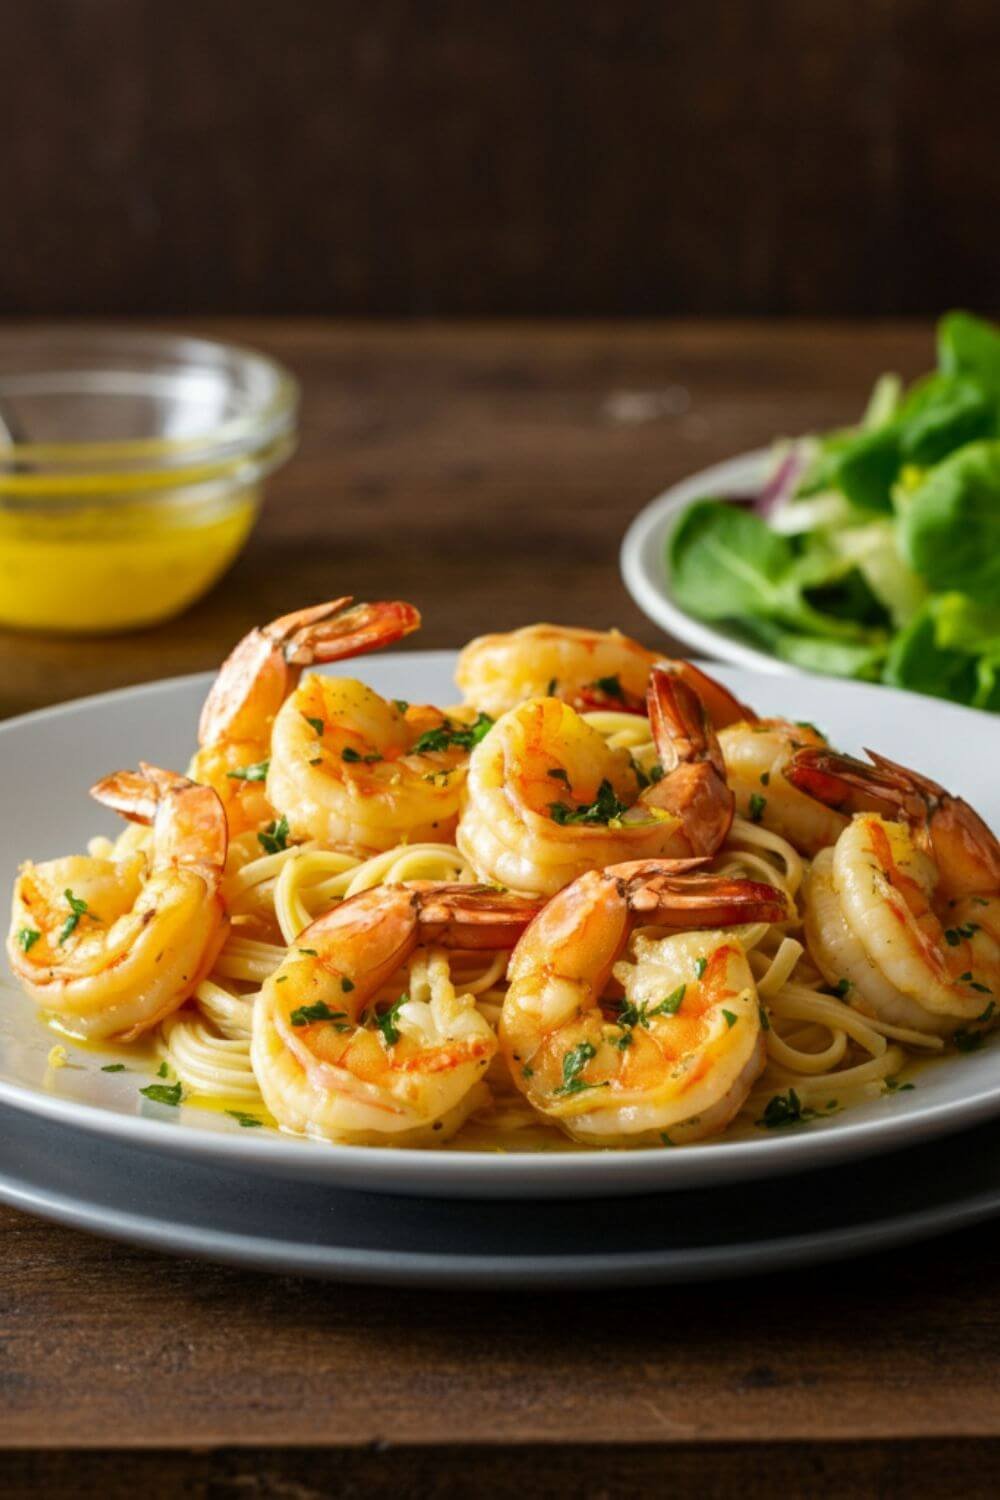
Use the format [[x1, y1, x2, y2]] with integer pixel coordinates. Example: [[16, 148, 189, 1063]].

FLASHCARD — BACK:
[[251, 882, 540, 1144], [7, 765, 228, 1041], [662, 661, 849, 857], [457, 666, 734, 897], [191, 597, 421, 835], [500, 860, 788, 1145], [266, 679, 491, 852], [786, 746, 1000, 1037], [456, 624, 663, 716]]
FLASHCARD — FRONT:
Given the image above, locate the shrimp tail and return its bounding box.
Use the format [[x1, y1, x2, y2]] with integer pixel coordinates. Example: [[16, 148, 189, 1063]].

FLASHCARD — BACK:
[[657, 659, 757, 729], [92, 763, 229, 873], [788, 745, 1000, 898], [413, 884, 543, 949], [646, 668, 735, 852], [622, 867, 789, 926], [198, 597, 421, 747]]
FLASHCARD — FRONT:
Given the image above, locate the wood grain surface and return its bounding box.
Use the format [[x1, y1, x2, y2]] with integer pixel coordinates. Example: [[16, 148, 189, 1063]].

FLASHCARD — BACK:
[[3, 320, 998, 1496], [2, 1, 999, 319]]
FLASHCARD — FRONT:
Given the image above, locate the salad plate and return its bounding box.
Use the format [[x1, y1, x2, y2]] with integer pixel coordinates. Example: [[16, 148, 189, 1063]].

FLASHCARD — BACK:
[[4, 651, 1000, 1199], [619, 448, 783, 674]]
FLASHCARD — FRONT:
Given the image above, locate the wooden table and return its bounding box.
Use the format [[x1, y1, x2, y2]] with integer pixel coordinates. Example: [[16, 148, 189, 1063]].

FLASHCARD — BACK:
[[5, 321, 1000, 1498]]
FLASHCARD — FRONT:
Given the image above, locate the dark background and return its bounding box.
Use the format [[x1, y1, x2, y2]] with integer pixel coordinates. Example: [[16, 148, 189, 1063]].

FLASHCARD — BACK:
[[3, 0, 998, 319]]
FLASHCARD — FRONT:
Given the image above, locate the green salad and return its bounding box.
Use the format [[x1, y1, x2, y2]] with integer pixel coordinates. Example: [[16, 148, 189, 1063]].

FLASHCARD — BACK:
[[668, 311, 1000, 710]]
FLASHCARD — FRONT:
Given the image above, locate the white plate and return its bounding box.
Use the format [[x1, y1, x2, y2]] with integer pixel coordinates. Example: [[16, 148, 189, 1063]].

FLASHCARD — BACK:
[[620, 448, 799, 674], [2, 649, 1000, 1200]]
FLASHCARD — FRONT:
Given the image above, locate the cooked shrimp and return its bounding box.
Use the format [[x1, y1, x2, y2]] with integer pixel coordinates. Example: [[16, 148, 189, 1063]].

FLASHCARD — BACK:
[[191, 597, 421, 835], [457, 667, 733, 897], [788, 747, 1000, 1036], [8, 765, 228, 1041], [267, 678, 491, 853], [661, 661, 848, 856], [456, 624, 663, 716], [252, 882, 540, 1144], [500, 860, 788, 1145]]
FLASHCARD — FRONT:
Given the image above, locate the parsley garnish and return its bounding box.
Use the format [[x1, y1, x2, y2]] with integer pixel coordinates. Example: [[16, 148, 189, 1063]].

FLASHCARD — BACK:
[[553, 1040, 607, 1096], [547, 767, 571, 785], [341, 746, 382, 764], [694, 957, 707, 980], [303, 715, 325, 736], [549, 778, 630, 826], [226, 759, 270, 782], [341, 977, 355, 992], [648, 763, 664, 784], [57, 889, 90, 945], [976, 1000, 996, 1024], [392, 700, 409, 714], [758, 1003, 770, 1031], [157, 1061, 169, 1078], [795, 720, 825, 739], [140, 1081, 183, 1107], [722, 1009, 737, 1028], [546, 678, 558, 696], [616, 985, 686, 1030], [258, 816, 290, 854], [101, 1063, 126, 1072], [660, 1131, 676, 1147], [522, 1063, 535, 1079], [289, 1000, 346, 1027], [591, 675, 624, 700], [756, 1088, 813, 1128], [17, 926, 40, 953], [373, 994, 408, 1047], [227, 1109, 264, 1128], [412, 713, 494, 755], [748, 792, 767, 824], [883, 1077, 915, 1093], [832, 978, 851, 998], [954, 1027, 985, 1053], [759, 771, 770, 786]]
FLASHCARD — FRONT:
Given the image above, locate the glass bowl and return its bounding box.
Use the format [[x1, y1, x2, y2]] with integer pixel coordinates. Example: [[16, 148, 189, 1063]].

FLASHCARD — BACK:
[[0, 328, 298, 633]]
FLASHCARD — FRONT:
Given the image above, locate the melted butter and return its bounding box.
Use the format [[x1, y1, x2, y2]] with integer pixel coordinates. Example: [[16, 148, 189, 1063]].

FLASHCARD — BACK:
[[0, 488, 257, 632]]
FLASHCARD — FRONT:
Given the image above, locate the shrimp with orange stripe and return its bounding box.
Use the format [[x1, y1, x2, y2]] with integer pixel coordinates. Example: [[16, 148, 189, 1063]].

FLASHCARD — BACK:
[[500, 859, 788, 1145], [786, 746, 1000, 1040]]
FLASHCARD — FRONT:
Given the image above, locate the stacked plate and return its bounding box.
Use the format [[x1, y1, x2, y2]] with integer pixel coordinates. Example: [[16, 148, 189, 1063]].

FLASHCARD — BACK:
[[4, 652, 1000, 1285]]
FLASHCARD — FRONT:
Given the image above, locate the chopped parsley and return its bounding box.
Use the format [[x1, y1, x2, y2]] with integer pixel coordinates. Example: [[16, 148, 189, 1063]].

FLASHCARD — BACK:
[[226, 759, 270, 782], [795, 720, 825, 739], [694, 957, 707, 980], [547, 767, 571, 785], [157, 1060, 169, 1078], [546, 679, 558, 696], [549, 778, 630, 827], [616, 986, 686, 1032], [412, 712, 494, 755], [101, 1063, 126, 1073], [226, 1109, 264, 1128], [57, 889, 91, 945], [831, 978, 851, 998], [748, 792, 767, 824], [289, 1000, 346, 1027], [522, 1063, 535, 1079], [392, 700, 409, 714], [590, 674, 624, 700], [722, 1009, 738, 1029], [341, 977, 355, 993], [756, 1088, 813, 1129], [631, 758, 650, 791], [16, 926, 40, 953], [553, 1040, 608, 1096], [759, 771, 770, 787], [976, 1000, 996, 1024], [373, 994, 408, 1047], [341, 745, 382, 764], [648, 763, 664, 784], [954, 1027, 985, 1053], [945, 922, 980, 946], [758, 1003, 770, 1031], [298, 947, 318, 957], [258, 816, 291, 854], [140, 1081, 183, 1107], [883, 1077, 915, 1093], [660, 1131, 676, 1147], [303, 715, 325, 736]]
